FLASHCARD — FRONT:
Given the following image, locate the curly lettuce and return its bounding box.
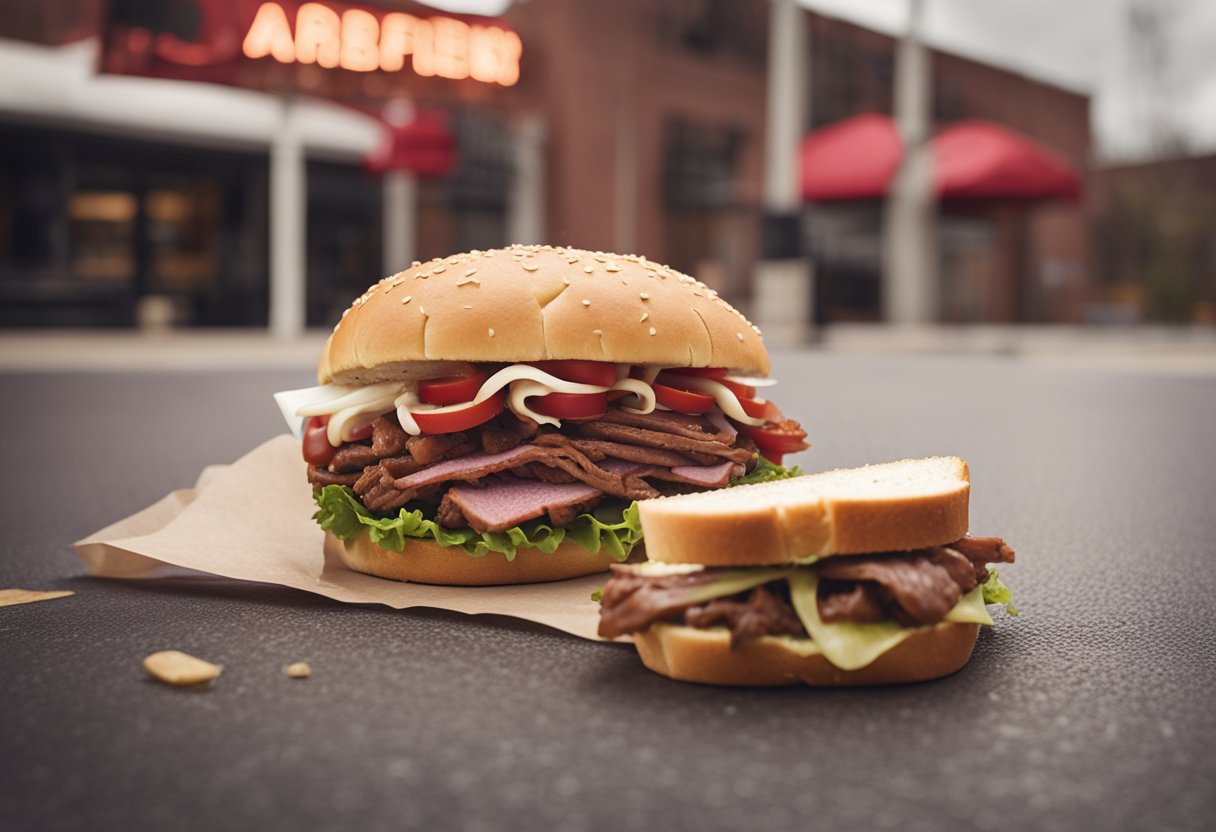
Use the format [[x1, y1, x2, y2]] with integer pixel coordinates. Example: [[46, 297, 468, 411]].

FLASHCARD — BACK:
[[313, 485, 643, 562], [729, 454, 803, 486], [981, 568, 1020, 616]]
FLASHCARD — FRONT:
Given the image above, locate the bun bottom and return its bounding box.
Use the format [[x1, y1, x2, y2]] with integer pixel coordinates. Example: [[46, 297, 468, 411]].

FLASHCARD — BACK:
[[633, 622, 980, 686], [328, 531, 622, 586]]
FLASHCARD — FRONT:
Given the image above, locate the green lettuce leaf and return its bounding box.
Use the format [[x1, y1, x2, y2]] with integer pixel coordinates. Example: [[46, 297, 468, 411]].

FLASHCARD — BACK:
[[313, 485, 643, 562], [729, 454, 803, 486], [981, 568, 1020, 616]]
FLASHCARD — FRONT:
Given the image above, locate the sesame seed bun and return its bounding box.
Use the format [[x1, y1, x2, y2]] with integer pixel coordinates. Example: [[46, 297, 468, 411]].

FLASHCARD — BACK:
[[328, 530, 627, 586], [318, 245, 769, 385], [633, 621, 980, 686]]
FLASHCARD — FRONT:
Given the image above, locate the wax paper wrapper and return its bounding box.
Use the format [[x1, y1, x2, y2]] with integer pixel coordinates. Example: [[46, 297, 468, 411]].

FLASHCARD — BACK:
[[73, 436, 613, 641]]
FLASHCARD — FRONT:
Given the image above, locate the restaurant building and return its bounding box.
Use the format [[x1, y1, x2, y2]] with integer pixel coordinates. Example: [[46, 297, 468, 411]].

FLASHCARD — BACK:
[[0, 0, 1091, 331]]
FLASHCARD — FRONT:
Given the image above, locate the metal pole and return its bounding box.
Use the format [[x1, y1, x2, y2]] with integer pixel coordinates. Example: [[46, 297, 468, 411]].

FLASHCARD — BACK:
[[754, 0, 813, 345], [507, 115, 547, 245], [269, 94, 307, 338], [883, 0, 938, 323], [383, 171, 417, 275]]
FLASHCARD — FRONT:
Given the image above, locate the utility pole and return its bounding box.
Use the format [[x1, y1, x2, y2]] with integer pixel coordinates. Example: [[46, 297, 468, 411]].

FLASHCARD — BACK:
[[754, 0, 812, 345], [882, 0, 938, 324]]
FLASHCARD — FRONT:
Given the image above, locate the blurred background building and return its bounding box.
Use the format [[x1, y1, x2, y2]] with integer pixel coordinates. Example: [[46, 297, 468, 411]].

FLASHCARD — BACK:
[[0, 0, 1212, 335]]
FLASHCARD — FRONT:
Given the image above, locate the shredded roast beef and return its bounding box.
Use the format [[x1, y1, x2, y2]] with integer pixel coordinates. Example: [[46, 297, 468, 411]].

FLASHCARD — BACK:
[[684, 584, 805, 646], [597, 569, 723, 639], [573, 421, 754, 464], [306, 464, 361, 488], [307, 402, 769, 529], [328, 443, 380, 473], [817, 580, 887, 623], [371, 416, 409, 458], [596, 537, 1016, 643], [946, 536, 1017, 583]]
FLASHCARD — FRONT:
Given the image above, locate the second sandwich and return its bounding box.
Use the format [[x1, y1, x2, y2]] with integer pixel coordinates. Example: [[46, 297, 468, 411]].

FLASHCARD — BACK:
[[597, 457, 1017, 686]]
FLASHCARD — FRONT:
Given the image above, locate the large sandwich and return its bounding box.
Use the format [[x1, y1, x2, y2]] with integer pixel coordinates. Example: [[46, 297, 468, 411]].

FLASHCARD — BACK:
[[275, 245, 808, 586], [597, 457, 1017, 685]]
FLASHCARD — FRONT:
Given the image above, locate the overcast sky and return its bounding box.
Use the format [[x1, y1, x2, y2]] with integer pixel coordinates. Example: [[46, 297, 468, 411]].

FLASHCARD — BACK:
[[439, 0, 1216, 163], [802, 0, 1216, 162]]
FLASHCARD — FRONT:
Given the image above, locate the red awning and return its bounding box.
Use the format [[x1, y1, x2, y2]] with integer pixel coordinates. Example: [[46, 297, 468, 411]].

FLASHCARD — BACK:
[[800, 113, 901, 201], [932, 120, 1081, 201], [363, 110, 457, 178], [800, 114, 1082, 202]]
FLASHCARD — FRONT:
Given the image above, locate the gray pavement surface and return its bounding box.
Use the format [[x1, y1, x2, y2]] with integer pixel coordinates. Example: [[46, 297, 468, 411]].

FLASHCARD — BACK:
[[1, 353, 1214, 832]]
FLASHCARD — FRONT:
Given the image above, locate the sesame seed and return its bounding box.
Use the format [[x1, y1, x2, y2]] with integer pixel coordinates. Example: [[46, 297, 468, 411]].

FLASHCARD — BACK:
[[465, 268, 477, 277], [594, 255, 607, 262], [592, 329, 603, 336], [640, 292, 650, 300], [463, 304, 472, 310], [582, 299, 591, 307], [456, 276, 480, 287], [522, 262, 539, 272], [433, 265, 446, 273], [736, 332, 744, 341], [411, 260, 421, 267], [640, 312, 649, 322], [648, 327, 657, 336], [419, 306, 426, 315], [401, 295, 412, 304], [584, 265, 594, 274], [488, 328, 496, 337], [606, 263, 622, 272], [562, 277, 571, 285]]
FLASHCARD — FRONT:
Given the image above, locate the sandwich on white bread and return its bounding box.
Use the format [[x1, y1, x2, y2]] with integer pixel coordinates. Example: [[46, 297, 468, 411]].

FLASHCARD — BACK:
[[597, 457, 1017, 686]]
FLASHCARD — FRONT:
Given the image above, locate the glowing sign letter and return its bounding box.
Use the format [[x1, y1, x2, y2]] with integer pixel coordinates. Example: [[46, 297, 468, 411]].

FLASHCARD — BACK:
[[242, 2, 295, 63], [295, 3, 341, 69], [498, 30, 522, 86], [411, 18, 436, 78], [432, 17, 470, 80], [379, 13, 418, 72], [340, 9, 380, 72]]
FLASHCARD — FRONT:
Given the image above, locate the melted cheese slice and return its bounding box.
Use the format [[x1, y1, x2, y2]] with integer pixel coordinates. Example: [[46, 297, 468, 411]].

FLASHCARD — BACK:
[[788, 571, 992, 670]]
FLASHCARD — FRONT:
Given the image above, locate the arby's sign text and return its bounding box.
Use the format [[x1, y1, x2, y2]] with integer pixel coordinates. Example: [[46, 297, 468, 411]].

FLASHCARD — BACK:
[[242, 2, 520, 86]]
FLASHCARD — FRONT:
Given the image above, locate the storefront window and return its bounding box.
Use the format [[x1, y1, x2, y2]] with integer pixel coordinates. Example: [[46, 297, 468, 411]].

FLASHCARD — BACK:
[[417, 111, 512, 262], [0, 126, 267, 327]]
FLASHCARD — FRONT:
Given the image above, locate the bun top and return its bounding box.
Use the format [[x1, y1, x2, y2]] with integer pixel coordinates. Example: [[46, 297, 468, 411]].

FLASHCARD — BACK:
[[318, 244, 770, 384]]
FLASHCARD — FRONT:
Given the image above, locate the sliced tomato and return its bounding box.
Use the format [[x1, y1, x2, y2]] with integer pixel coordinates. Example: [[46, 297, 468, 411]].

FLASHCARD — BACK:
[[744, 419, 809, 465], [302, 415, 337, 467], [413, 391, 506, 434], [653, 383, 715, 414], [675, 367, 728, 378], [532, 391, 608, 421], [529, 360, 617, 387], [718, 378, 757, 399], [418, 370, 488, 405], [736, 395, 769, 420]]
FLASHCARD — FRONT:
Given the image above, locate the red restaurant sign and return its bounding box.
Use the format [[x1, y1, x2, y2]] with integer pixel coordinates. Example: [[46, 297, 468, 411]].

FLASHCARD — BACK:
[[101, 0, 522, 93]]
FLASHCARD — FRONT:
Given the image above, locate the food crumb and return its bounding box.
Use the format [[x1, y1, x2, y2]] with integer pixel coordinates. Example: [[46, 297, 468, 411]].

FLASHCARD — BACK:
[[0, 589, 75, 608], [144, 650, 221, 687], [285, 662, 312, 679]]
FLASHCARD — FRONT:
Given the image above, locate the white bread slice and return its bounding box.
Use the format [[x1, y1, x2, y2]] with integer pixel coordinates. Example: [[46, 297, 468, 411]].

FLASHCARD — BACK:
[[637, 457, 970, 566]]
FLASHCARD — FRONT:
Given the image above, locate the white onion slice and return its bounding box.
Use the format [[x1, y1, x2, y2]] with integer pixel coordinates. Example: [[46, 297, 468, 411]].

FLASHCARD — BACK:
[[661, 374, 766, 426], [508, 380, 561, 427], [723, 375, 778, 388], [611, 377, 657, 415]]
